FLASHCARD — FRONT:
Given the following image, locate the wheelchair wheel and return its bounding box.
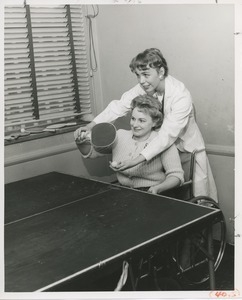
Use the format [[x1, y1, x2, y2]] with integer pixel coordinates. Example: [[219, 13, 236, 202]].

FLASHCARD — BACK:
[[174, 196, 226, 286]]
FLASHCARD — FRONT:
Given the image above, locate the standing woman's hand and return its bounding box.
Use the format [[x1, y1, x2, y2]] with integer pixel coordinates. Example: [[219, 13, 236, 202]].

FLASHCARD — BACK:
[[74, 121, 96, 142], [109, 160, 134, 171], [74, 126, 90, 143], [113, 159, 136, 171], [109, 161, 122, 171], [114, 154, 146, 171]]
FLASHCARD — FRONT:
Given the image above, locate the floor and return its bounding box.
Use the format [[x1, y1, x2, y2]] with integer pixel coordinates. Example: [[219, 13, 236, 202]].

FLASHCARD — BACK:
[[139, 243, 234, 291], [80, 243, 234, 292], [151, 243, 234, 291], [188, 243, 234, 291]]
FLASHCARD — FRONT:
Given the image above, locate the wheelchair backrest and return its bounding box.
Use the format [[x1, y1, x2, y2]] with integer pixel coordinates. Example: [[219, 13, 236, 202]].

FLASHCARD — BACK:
[[179, 151, 195, 182]]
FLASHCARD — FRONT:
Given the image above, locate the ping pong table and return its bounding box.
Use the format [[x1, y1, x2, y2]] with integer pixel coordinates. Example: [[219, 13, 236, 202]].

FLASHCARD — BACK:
[[4, 172, 223, 292]]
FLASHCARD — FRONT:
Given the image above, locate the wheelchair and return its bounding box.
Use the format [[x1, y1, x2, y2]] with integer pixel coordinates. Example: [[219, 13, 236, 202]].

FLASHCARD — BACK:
[[136, 149, 227, 290], [162, 149, 226, 287], [114, 149, 227, 291]]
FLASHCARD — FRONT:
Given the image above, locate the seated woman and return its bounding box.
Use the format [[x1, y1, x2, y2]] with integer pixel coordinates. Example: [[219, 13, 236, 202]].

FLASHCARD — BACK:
[[78, 95, 184, 194]]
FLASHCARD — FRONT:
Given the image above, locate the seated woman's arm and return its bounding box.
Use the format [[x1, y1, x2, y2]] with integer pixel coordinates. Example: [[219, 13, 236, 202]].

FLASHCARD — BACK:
[[148, 176, 181, 194], [76, 140, 103, 159], [148, 144, 184, 194]]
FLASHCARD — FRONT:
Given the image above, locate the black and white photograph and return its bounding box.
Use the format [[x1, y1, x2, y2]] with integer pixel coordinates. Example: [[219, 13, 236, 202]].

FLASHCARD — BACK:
[[1, 0, 241, 299]]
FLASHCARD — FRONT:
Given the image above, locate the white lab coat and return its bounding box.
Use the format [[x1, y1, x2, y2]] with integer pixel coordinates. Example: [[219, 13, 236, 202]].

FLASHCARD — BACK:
[[94, 75, 218, 201]]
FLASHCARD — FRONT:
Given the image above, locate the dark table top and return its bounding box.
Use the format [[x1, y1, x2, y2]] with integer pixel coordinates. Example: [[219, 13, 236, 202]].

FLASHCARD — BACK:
[[4, 172, 222, 292]]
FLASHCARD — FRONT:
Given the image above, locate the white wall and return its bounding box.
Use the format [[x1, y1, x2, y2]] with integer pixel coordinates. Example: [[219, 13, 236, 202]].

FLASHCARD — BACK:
[[95, 4, 234, 147], [208, 153, 234, 244]]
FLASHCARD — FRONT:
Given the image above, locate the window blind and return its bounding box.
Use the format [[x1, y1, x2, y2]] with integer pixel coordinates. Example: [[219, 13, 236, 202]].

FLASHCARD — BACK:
[[4, 6, 33, 126], [4, 4, 92, 133]]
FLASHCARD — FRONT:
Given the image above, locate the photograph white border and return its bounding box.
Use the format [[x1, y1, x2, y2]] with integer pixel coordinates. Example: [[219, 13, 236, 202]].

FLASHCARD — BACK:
[[1, 0, 241, 299]]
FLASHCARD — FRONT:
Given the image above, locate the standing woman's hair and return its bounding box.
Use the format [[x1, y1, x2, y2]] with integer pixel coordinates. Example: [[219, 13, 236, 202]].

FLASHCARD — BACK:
[[131, 95, 164, 130], [129, 48, 169, 76]]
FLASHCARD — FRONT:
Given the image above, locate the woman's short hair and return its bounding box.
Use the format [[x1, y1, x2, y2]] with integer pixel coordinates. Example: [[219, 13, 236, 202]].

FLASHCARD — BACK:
[[131, 95, 163, 130], [129, 48, 168, 76]]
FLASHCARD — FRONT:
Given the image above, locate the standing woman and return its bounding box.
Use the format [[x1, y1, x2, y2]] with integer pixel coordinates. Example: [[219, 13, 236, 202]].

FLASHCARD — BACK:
[[74, 48, 217, 201]]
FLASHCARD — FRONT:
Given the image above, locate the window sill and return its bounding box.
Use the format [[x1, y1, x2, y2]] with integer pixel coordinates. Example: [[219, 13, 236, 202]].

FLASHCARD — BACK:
[[4, 121, 89, 146]]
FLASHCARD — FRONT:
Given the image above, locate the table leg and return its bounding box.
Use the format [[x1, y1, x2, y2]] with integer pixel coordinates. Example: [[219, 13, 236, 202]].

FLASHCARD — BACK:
[[207, 226, 216, 290], [128, 263, 137, 291]]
